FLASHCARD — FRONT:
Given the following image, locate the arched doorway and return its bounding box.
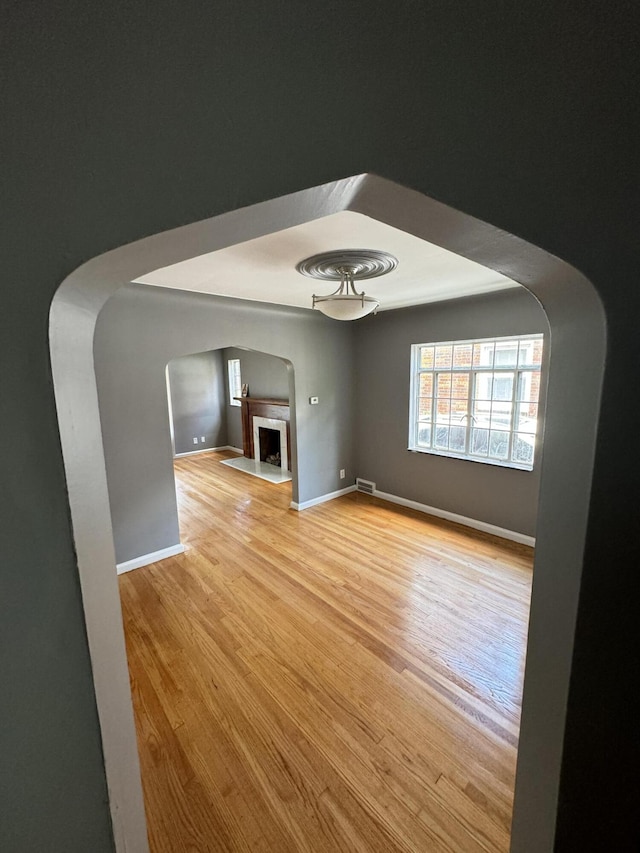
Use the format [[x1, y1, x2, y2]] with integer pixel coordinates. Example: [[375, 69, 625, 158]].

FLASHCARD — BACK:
[[49, 174, 605, 853]]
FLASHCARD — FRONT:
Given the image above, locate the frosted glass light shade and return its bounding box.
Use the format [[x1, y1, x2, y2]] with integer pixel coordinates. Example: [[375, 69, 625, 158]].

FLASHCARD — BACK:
[[300, 250, 394, 320], [313, 295, 379, 320]]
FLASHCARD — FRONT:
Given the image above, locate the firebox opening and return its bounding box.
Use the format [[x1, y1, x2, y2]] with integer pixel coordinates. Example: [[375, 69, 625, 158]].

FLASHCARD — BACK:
[[258, 427, 281, 467]]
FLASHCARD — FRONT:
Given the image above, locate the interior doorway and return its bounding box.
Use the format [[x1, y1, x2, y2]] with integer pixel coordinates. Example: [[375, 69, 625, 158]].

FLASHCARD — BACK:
[[164, 345, 295, 547], [50, 174, 605, 853]]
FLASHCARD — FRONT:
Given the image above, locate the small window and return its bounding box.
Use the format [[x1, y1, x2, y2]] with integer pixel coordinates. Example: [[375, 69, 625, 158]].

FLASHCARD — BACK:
[[228, 358, 242, 406], [409, 334, 544, 470]]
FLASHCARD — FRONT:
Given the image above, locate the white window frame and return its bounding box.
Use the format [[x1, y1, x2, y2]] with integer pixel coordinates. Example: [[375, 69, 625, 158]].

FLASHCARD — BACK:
[[227, 358, 242, 406], [408, 334, 543, 471]]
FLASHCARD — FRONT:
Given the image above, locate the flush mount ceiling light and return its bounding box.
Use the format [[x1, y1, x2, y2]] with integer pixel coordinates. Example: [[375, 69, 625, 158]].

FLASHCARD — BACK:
[[296, 249, 398, 320]]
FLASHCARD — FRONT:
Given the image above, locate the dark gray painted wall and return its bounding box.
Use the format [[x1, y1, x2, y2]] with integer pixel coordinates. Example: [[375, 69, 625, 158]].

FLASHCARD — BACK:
[[3, 2, 639, 851], [223, 347, 290, 449], [167, 350, 227, 455], [94, 284, 354, 565], [354, 288, 549, 537]]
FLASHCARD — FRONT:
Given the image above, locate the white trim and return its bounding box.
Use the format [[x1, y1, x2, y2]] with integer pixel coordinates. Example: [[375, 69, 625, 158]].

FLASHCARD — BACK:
[[116, 544, 185, 574], [290, 485, 357, 511], [165, 366, 176, 455], [174, 445, 243, 458], [291, 481, 534, 546], [372, 488, 535, 547]]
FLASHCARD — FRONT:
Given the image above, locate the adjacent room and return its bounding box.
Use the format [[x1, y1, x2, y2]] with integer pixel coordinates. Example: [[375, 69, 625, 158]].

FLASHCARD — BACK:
[[92, 211, 549, 851], [165, 346, 293, 485]]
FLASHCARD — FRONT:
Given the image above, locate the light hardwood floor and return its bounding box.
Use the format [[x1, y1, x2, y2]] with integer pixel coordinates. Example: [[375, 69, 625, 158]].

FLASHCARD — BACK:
[[119, 450, 533, 853]]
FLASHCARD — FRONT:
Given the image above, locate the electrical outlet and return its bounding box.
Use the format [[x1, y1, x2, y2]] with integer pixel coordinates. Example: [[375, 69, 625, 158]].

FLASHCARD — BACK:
[[193, 437, 198, 445], [200, 436, 206, 443], [339, 469, 345, 479]]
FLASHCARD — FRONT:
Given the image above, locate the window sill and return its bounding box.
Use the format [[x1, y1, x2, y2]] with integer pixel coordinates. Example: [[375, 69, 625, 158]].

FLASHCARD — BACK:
[[407, 446, 534, 472]]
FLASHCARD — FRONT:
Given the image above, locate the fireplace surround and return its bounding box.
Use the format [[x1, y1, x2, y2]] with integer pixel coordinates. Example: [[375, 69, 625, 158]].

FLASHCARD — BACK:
[[235, 397, 290, 471]]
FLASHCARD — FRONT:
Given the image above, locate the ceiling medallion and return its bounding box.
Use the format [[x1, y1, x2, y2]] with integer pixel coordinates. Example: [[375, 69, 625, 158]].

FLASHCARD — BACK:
[[296, 249, 398, 320]]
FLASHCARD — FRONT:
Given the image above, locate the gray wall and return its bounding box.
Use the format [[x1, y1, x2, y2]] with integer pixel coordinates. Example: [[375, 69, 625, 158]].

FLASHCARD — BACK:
[[354, 288, 549, 537], [167, 350, 227, 454], [94, 284, 355, 565], [223, 347, 290, 449], [97, 284, 547, 566]]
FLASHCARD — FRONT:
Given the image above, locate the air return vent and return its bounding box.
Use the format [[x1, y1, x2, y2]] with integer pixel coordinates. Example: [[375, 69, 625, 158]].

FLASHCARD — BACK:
[[356, 478, 376, 495]]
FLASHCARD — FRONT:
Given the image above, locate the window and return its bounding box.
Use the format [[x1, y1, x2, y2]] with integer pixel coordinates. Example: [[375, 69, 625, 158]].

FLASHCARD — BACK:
[[409, 334, 543, 470], [227, 358, 242, 406]]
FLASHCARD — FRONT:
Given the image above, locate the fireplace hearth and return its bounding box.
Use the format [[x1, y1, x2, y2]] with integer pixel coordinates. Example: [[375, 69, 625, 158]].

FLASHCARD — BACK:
[[221, 396, 292, 484]]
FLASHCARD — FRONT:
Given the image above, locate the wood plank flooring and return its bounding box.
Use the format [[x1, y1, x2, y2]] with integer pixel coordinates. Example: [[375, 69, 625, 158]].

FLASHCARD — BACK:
[[119, 450, 533, 852]]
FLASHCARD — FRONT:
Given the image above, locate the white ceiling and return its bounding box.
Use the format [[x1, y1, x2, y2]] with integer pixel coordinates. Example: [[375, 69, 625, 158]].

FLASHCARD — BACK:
[[134, 211, 519, 311]]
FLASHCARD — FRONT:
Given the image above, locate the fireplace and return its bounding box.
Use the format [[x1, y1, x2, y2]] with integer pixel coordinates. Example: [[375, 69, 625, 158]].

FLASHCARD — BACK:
[[252, 416, 288, 471], [235, 397, 291, 471], [258, 427, 282, 467]]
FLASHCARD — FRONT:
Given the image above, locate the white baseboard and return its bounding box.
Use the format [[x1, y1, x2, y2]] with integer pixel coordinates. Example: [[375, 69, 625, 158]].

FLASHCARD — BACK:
[[116, 543, 185, 574], [174, 445, 243, 458], [291, 485, 357, 511], [372, 488, 536, 547]]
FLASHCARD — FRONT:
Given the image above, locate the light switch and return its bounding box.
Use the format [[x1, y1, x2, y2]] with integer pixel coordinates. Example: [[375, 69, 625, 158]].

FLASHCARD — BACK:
[[309, 396, 319, 405]]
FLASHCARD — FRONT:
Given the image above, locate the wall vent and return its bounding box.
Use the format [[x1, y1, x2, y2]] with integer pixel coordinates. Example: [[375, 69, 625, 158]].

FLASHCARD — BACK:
[[356, 478, 376, 495]]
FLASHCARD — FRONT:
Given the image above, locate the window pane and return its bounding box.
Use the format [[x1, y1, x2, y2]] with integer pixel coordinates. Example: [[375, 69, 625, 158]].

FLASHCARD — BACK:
[[228, 358, 242, 406], [516, 402, 538, 433], [494, 343, 518, 367], [435, 345, 452, 369], [451, 398, 468, 418], [453, 344, 472, 368], [471, 428, 489, 456], [419, 373, 433, 397], [532, 339, 543, 367], [473, 399, 492, 428], [518, 341, 533, 367], [518, 339, 543, 368], [489, 430, 509, 459], [493, 373, 514, 401], [420, 346, 434, 368], [451, 373, 470, 399], [434, 425, 449, 449], [417, 424, 432, 447], [449, 425, 466, 452], [435, 400, 450, 422], [474, 372, 493, 400], [473, 342, 494, 367], [436, 373, 452, 397], [513, 434, 535, 465], [518, 370, 541, 402], [490, 402, 512, 430], [418, 398, 432, 420]]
